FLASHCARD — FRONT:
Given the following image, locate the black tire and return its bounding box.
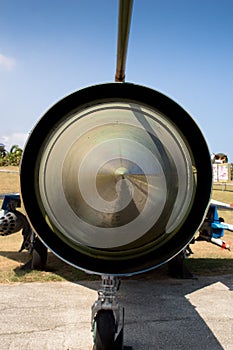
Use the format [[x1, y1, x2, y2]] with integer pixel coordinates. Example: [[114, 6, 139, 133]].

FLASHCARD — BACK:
[[31, 237, 48, 270], [113, 327, 124, 350], [94, 310, 116, 350]]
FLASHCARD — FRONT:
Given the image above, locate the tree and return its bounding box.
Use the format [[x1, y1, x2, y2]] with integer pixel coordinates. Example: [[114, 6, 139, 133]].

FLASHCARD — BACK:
[[0, 143, 8, 158], [0, 144, 23, 166]]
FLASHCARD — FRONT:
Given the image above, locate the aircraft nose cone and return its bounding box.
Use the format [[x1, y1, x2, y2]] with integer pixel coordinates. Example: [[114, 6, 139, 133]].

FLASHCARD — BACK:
[[115, 167, 128, 177]]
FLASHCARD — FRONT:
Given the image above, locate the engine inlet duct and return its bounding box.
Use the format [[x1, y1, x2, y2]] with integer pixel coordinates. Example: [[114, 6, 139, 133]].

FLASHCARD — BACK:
[[20, 83, 212, 276]]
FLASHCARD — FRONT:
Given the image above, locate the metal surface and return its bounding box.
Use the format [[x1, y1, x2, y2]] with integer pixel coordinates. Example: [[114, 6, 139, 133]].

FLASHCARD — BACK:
[[20, 83, 212, 275], [115, 0, 133, 82]]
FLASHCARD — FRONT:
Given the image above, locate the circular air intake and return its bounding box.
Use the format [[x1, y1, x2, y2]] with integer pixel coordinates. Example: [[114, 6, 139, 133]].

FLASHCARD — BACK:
[[20, 83, 212, 275]]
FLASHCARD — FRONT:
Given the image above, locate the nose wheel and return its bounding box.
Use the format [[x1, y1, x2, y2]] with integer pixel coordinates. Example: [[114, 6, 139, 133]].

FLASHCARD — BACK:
[[93, 309, 120, 349], [92, 275, 132, 350]]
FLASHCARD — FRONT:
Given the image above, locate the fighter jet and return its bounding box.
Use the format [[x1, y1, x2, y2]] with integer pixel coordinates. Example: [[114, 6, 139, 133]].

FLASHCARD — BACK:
[[0, 1, 230, 349]]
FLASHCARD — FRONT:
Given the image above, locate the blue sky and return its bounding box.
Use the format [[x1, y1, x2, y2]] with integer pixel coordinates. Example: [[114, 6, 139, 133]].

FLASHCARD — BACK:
[[0, 0, 233, 161]]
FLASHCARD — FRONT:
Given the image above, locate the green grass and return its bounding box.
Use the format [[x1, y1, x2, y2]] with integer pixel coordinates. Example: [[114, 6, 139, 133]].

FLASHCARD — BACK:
[[0, 268, 99, 284], [1, 170, 233, 283], [0, 250, 99, 284]]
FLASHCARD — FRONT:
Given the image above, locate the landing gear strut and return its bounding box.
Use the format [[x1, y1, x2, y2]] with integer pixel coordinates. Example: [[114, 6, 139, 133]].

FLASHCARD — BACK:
[[91, 275, 132, 350]]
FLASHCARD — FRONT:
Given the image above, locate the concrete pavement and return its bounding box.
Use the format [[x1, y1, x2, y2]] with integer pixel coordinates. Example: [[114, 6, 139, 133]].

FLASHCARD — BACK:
[[0, 274, 233, 350]]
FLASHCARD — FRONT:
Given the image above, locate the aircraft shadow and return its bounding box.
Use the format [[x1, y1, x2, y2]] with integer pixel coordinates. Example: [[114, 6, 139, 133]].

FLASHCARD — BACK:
[[0, 249, 99, 281], [1, 248, 232, 349], [0, 250, 30, 264], [1, 248, 233, 287], [79, 274, 233, 350]]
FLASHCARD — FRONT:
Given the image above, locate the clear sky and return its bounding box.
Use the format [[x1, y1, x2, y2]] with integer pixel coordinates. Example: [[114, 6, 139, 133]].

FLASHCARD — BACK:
[[0, 0, 232, 161]]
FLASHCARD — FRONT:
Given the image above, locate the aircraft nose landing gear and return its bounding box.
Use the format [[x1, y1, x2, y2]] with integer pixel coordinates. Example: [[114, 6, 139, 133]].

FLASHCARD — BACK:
[[92, 275, 132, 350]]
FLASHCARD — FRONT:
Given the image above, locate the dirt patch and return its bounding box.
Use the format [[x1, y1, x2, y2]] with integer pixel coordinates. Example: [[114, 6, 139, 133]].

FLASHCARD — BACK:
[[0, 166, 20, 194]]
